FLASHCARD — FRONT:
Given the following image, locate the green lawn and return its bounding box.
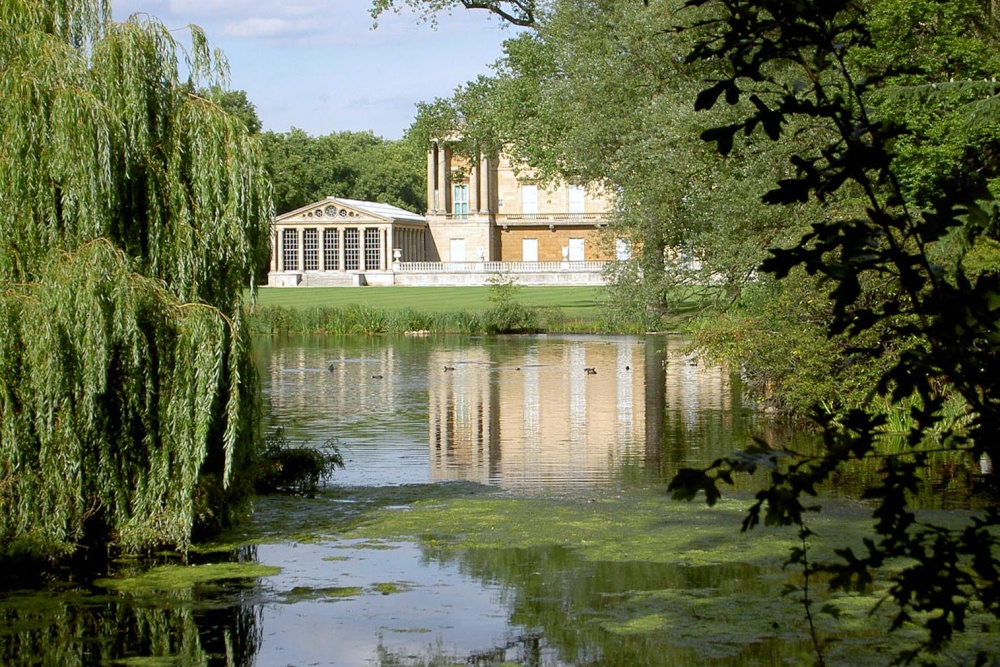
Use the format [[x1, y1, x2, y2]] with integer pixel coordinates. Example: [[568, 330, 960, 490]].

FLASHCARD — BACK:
[[254, 286, 607, 320]]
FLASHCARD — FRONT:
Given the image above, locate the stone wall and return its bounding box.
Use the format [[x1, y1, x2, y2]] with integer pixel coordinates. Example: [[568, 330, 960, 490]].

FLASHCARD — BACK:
[[497, 227, 611, 262]]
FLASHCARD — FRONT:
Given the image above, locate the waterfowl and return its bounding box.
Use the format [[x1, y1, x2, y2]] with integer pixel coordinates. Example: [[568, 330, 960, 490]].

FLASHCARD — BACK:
[[327, 363, 335, 371], [584, 367, 597, 375], [372, 374, 383, 379], [443, 365, 456, 371]]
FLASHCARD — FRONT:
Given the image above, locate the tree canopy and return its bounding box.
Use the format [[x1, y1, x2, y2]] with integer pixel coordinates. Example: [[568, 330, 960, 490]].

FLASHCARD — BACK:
[[669, 0, 1000, 659], [261, 128, 426, 216], [0, 0, 271, 559], [371, 0, 538, 27]]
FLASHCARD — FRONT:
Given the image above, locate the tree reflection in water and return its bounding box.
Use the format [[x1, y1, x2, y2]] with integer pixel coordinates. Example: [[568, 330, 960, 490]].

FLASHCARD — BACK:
[[0, 563, 263, 665]]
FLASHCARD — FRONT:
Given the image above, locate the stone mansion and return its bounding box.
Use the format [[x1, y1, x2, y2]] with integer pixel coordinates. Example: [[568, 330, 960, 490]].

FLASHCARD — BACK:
[[267, 141, 619, 287]]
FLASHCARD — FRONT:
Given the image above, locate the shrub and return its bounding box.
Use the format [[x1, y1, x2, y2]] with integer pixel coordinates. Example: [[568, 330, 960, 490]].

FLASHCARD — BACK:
[[483, 274, 541, 334], [254, 429, 345, 495]]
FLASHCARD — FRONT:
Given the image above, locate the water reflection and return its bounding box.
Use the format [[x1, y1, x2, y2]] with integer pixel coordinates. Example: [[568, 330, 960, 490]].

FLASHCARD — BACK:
[[258, 335, 753, 489], [429, 544, 807, 666], [5, 335, 989, 666], [0, 585, 262, 666]]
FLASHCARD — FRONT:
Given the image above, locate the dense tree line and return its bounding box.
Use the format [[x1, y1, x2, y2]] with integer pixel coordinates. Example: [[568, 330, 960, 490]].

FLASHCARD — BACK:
[[199, 87, 427, 217], [260, 128, 426, 216]]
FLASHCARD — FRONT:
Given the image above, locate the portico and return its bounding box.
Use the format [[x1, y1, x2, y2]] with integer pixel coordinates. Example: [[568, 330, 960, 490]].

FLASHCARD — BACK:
[[268, 197, 427, 287]]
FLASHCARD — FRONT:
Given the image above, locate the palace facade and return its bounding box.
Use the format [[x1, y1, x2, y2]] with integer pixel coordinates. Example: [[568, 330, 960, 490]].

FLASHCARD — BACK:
[[267, 140, 618, 287], [267, 197, 428, 287], [425, 140, 615, 263]]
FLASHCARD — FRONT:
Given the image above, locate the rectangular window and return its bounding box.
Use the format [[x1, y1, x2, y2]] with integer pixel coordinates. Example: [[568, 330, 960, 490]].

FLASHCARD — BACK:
[[568, 237, 585, 261], [521, 184, 538, 215], [323, 228, 339, 271], [522, 238, 538, 262], [303, 228, 319, 270], [365, 228, 381, 270], [453, 184, 469, 219], [568, 185, 585, 214], [281, 228, 298, 271], [450, 238, 466, 263], [344, 228, 359, 271]]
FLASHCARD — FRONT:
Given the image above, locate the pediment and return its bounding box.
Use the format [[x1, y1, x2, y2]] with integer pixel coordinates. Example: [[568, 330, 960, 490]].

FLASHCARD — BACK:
[[273, 197, 426, 226], [275, 198, 380, 225]]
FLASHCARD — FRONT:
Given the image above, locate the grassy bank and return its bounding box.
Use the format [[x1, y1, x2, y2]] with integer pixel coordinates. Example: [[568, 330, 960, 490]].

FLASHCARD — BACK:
[[254, 286, 604, 315], [248, 285, 611, 334], [248, 285, 708, 335]]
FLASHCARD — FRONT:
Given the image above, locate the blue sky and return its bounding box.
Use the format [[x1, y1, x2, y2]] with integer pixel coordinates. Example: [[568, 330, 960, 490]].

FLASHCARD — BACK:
[[113, 0, 518, 139]]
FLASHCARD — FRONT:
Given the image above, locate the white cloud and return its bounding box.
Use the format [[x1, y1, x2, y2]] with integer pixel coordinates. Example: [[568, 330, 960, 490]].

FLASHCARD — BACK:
[[222, 17, 323, 39], [168, 0, 253, 17], [112, 0, 517, 137]]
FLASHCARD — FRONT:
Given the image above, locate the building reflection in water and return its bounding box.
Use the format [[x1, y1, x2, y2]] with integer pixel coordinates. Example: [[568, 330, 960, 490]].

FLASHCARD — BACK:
[[427, 337, 736, 490], [261, 335, 742, 490]]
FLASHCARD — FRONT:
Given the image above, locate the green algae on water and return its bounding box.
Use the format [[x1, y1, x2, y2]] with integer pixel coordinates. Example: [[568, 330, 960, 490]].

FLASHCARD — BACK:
[[371, 581, 415, 595], [95, 563, 281, 593], [281, 586, 363, 602]]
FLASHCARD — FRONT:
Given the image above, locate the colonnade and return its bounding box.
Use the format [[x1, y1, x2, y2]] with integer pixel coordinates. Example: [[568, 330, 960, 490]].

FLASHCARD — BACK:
[[271, 224, 426, 272], [429, 141, 492, 215], [394, 227, 424, 263]]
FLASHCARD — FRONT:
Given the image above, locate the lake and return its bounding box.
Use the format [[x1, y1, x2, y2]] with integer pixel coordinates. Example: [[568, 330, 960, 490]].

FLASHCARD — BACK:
[[1, 334, 991, 666]]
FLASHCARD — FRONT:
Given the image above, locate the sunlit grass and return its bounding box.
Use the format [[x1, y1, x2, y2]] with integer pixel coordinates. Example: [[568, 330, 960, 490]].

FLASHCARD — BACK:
[[254, 286, 605, 318], [248, 286, 608, 334], [248, 286, 712, 334]]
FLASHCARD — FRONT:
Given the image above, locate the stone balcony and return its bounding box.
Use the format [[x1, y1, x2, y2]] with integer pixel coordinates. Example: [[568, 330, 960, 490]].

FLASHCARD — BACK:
[[433, 212, 610, 229]]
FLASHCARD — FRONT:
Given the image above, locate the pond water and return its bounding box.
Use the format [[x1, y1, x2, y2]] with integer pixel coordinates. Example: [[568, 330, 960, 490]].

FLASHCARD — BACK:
[[1, 335, 989, 666], [239, 334, 772, 665], [259, 334, 756, 491]]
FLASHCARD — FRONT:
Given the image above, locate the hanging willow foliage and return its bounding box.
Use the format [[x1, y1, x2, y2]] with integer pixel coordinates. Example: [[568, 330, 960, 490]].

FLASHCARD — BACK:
[[0, 1, 271, 559]]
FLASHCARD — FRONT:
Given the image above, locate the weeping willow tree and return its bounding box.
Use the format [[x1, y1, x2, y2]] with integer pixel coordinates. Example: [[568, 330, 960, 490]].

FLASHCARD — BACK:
[[0, 0, 272, 560]]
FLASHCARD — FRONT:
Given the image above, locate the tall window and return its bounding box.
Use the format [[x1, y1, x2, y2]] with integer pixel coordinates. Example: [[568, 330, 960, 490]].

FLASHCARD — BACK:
[[365, 228, 381, 270], [323, 228, 339, 270], [281, 228, 298, 271], [568, 185, 585, 215], [450, 238, 466, 263], [303, 228, 318, 270], [344, 228, 359, 271], [521, 184, 538, 215], [522, 238, 538, 262], [453, 184, 469, 219]]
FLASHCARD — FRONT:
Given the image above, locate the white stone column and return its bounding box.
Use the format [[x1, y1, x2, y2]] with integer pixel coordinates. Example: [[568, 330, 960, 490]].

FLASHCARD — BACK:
[[428, 142, 438, 213], [338, 227, 345, 272], [318, 227, 325, 272], [437, 146, 449, 214], [358, 227, 364, 271], [382, 227, 392, 271], [270, 225, 277, 273], [296, 227, 303, 273], [469, 154, 480, 214], [483, 155, 492, 214]]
